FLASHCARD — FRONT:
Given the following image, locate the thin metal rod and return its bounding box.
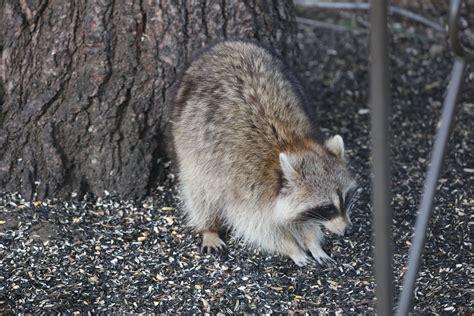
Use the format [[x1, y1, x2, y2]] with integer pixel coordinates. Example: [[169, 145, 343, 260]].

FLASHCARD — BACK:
[[295, 17, 368, 34], [397, 57, 466, 315], [369, 0, 393, 315], [294, 1, 445, 32]]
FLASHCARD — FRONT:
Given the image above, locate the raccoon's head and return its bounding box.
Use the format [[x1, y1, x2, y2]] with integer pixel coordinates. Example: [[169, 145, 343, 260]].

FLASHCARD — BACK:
[[275, 135, 357, 236]]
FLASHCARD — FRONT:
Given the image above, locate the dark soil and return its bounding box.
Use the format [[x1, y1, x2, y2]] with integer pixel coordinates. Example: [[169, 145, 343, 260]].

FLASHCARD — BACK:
[[1, 10, 472, 314]]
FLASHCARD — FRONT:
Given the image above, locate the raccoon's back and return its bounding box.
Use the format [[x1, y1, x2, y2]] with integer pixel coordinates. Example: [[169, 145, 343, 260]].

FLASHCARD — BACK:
[[173, 40, 315, 201]]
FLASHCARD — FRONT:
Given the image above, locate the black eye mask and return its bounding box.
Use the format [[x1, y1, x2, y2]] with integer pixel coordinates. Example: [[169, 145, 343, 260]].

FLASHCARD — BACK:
[[302, 204, 339, 221], [295, 187, 359, 223]]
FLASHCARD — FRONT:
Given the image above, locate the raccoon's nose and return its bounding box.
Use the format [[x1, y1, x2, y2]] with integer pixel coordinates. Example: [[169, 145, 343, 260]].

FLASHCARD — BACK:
[[344, 224, 354, 237]]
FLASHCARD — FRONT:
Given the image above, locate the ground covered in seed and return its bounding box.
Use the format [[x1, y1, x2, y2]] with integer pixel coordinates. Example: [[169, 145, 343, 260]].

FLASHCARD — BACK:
[[1, 10, 473, 314]]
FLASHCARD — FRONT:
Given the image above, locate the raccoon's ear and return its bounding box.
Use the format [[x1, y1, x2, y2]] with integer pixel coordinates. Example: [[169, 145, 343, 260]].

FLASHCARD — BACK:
[[325, 135, 345, 159], [279, 152, 296, 177]]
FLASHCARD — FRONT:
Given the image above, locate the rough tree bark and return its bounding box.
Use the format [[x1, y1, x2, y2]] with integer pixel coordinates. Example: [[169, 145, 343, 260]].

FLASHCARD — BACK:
[[0, 0, 297, 200]]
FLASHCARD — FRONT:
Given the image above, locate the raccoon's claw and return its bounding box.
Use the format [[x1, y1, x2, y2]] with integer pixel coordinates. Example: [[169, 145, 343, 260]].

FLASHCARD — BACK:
[[201, 243, 226, 254], [309, 248, 336, 267], [201, 231, 226, 254], [319, 255, 336, 267], [290, 253, 312, 267]]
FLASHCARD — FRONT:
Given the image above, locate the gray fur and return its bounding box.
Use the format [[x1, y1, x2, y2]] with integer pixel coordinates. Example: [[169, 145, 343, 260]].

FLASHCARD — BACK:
[[172, 40, 356, 266]]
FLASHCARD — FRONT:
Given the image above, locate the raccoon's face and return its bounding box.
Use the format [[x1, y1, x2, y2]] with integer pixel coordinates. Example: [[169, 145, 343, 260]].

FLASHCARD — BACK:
[[275, 135, 357, 236]]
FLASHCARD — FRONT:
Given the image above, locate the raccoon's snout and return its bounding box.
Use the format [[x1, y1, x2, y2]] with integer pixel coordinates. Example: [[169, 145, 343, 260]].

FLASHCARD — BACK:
[[323, 216, 350, 236]]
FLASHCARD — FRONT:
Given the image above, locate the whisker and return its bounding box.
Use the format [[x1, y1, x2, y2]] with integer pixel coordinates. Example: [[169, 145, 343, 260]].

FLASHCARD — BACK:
[[346, 190, 361, 214], [305, 211, 329, 221], [293, 213, 329, 223], [295, 216, 327, 222], [294, 216, 327, 222], [292, 219, 321, 225], [293, 217, 322, 223]]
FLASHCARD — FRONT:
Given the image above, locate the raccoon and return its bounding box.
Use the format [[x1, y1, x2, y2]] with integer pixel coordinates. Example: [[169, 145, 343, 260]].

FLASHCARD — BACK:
[[172, 40, 357, 266]]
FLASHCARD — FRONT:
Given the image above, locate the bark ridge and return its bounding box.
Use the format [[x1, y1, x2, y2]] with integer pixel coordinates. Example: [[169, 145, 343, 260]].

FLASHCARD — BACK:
[[0, 0, 297, 199]]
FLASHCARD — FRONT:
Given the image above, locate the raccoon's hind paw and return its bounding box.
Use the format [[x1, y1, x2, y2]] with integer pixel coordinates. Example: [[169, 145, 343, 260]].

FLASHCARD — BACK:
[[201, 231, 226, 254], [309, 247, 336, 267]]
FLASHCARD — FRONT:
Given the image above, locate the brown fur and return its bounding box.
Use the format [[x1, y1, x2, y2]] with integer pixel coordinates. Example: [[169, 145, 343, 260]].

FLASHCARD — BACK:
[[172, 40, 356, 266]]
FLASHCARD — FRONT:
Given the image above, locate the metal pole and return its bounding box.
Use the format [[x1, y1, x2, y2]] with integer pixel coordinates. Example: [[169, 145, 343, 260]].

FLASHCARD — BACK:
[[369, 0, 393, 315], [397, 57, 466, 315], [397, 0, 469, 312]]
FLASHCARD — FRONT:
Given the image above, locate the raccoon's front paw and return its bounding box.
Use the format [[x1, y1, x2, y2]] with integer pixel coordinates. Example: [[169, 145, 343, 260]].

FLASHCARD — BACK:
[[309, 247, 336, 266], [201, 230, 226, 254], [289, 252, 313, 267]]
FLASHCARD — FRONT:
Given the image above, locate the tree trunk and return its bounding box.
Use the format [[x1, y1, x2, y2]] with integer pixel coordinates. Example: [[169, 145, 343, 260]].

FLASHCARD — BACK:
[[0, 0, 297, 200]]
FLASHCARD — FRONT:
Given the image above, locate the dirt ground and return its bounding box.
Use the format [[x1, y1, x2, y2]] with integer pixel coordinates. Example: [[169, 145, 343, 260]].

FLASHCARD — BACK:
[[1, 7, 473, 314]]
